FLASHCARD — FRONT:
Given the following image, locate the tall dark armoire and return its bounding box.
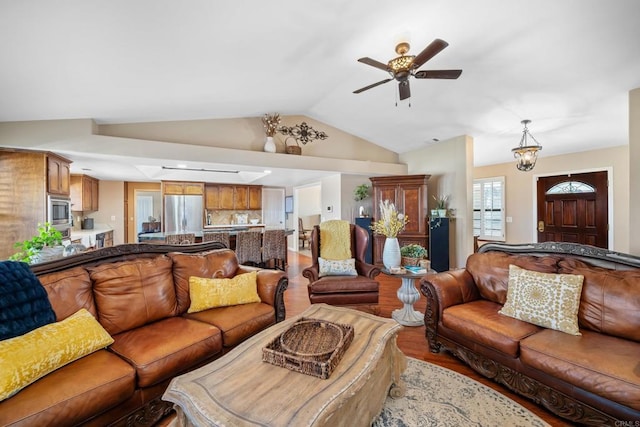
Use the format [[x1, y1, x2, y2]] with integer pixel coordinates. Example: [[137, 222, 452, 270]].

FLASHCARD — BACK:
[[429, 217, 450, 272], [369, 174, 431, 265]]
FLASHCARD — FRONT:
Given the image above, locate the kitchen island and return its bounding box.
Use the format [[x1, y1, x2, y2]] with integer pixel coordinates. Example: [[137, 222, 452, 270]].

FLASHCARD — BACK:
[[138, 227, 293, 245]]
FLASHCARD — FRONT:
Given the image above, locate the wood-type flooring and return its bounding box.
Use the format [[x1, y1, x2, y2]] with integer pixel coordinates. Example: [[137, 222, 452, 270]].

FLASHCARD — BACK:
[[285, 250, 572, 427]]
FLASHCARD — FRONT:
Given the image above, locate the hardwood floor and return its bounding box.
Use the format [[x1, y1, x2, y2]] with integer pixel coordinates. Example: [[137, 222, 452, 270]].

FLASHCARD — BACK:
[[285, 250, 572, 427]]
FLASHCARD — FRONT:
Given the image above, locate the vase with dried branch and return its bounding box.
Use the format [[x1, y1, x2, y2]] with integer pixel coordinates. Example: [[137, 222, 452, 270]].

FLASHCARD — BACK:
[[262, 113, 281, 152]]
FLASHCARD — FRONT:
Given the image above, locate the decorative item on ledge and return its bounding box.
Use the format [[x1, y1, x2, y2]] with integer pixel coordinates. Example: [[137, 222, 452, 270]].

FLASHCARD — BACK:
[[284, 137, 301, 155], [278, 122, 328, 146], [432, 194, 449, 218], [262, 113, 281, 153]]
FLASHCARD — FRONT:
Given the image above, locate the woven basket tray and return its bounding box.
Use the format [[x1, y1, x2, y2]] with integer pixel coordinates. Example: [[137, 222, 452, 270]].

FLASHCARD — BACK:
[[262, 318, 354, 379]]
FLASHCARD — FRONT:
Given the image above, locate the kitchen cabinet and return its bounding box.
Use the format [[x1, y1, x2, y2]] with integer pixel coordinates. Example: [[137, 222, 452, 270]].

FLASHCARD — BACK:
[[249, 186, 262, 209], [205, 184, 262, 210], [370, 174, 431, 265], [70, 174, 99, 212], [47, 154, 71, 196], [162, 181, 204, 195], [0, 149, 72, 260]]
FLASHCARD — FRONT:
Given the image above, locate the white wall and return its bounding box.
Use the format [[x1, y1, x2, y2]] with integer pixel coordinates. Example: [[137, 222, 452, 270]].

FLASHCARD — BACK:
[[92, 181, 126, 245], [475, 145, 630, 253], [630, 88, 640, 255], [400, 136, 474, 268], [340, 174, 374, 222], [320, 174, 342, 222]]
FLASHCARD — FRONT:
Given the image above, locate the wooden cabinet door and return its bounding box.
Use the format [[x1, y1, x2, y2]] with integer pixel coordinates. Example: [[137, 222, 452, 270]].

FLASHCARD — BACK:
[[219, 186, 235, 209], [90, 177, 99, 211], [205, 185, 220, 209], [47, 156, 70, 195], [59, 161, 70, 195], [249, 186, 262, 210], [398, 184, 424, 234], [183, 182, 204, 195], [234, 186, 249, 209], [82, 176, 93, 211], [163, 182, 185, 195]]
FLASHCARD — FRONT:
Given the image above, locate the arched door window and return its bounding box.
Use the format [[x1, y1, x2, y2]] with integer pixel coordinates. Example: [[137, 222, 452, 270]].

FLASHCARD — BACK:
[[546, 181, 595, 194]]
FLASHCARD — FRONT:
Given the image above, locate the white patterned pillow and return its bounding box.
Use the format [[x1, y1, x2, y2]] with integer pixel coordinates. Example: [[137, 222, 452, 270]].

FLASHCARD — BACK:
[[499, 264, 584, 335], [318, 257, 357, 277]]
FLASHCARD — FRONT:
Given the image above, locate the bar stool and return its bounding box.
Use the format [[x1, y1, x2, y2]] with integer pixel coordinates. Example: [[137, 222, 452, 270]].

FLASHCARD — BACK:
[[261, 229, 286, 270], [203, 231, 230, 248], [166, 233, 195, 245], [235, 230, 262, 266]]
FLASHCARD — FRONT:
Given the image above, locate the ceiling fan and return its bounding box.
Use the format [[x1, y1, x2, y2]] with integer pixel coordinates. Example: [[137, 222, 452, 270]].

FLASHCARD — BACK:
[[353, 38, 462, 101]]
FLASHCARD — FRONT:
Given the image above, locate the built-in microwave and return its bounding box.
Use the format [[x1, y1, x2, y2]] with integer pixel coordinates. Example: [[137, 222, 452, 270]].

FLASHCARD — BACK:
[[47, 195, 72, 231]]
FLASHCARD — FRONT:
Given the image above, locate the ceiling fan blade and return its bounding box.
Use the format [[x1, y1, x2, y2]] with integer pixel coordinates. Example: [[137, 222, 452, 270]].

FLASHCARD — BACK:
[[399, 81, 411, 100], [357, 57, 390, 72], [414, 69, 462, 79], [412, 39, 449, 69], [353, 78, 393, 94]]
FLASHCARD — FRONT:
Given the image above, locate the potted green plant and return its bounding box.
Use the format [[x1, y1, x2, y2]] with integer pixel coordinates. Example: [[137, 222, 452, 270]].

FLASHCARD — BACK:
[[433, 194, 449, 217], [10, 222, 64, 264], [400, 244, 427, 266], [354, 184, 371, 217]]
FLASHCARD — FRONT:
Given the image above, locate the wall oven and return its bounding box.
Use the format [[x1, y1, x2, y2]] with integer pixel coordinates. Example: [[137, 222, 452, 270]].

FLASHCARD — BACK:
[[47, 195, 72, 234]]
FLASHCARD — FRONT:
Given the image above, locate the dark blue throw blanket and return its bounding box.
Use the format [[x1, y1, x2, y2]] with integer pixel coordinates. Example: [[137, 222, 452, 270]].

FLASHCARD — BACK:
[[0, 261, 56, 340]]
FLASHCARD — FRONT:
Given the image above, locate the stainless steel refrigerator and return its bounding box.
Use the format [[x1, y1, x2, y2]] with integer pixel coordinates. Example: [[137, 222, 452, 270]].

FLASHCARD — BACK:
[[164, 195, 204, 233]]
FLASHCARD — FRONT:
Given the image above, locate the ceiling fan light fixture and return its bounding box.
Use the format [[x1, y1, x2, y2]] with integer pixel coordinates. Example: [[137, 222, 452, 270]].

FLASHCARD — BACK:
[[388, 55, 415, 73], [511, 119, 542, 172]]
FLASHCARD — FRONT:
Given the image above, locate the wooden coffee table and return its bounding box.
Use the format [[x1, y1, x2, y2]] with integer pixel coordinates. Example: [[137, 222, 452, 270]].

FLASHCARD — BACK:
[[163, 304, 406, 427]]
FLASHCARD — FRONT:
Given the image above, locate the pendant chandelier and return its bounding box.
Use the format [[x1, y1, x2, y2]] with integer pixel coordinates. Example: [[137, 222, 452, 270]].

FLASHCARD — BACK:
[[511, 119, 542, 171]]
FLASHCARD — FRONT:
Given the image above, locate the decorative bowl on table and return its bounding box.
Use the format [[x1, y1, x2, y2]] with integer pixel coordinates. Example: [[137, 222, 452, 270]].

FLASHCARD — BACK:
[[250, 219, 260, 225]]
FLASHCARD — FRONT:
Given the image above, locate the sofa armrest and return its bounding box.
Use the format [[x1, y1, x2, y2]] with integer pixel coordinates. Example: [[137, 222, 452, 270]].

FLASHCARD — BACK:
[[420, 269, 479, 313], [302, 264, 319, 283], [355, 260, 381, 279], [236, 266, 289, 323], [420, 269, 479, 353]]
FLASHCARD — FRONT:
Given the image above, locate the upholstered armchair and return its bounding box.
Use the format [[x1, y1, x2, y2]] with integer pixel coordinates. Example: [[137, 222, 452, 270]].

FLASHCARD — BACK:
[[302, 222, 380, 305]]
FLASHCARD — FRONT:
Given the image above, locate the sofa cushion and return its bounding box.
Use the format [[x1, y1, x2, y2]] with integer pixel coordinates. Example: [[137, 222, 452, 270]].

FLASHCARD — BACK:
[[308, 275, 379, 294], [466, 252, 559, 304], [108, 316, 222, 388], [559, 258, 640, 342], [185, 302, 275, 347], [188, 271, 260, 313], [88, 256, 178, 335], [442, 300, 541, 357], [39, 266, 96, 320], [318, 257, 357, 277], [499, 265, 584, 336], [0, 309, 114, 401], [169, 249, 240, 314], [0, 261, 56, 340], [0, 350, 135, 427], [520, 328, 640, 411]]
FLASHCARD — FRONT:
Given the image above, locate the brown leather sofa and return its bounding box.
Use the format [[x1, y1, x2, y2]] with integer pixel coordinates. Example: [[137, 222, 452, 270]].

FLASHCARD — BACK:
[[0, 242, 288, 427], [420, 242, 640, 426], [303, 224, 380, 305]]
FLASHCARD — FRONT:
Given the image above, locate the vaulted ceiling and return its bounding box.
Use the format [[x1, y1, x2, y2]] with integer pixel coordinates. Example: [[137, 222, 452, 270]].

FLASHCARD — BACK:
[[1, 0, 639, 183]]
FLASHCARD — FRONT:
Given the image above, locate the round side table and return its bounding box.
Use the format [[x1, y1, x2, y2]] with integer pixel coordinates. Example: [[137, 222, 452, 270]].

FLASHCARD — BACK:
[[382, 268, 436, 327]]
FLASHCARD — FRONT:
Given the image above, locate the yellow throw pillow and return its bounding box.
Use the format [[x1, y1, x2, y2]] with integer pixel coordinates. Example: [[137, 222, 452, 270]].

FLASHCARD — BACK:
[[188, 271, 261, 313], [499, 264, 584, 335], [0, 308, 114, 401]]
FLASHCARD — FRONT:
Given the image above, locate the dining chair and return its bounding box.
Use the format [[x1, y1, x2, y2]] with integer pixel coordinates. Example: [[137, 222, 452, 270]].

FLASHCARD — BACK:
[[165, 233, 195, 245], [261, 229, 287, 270]]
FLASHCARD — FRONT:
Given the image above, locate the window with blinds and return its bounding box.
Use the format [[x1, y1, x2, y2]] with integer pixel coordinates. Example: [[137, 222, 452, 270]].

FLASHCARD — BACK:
[[473, 177, 505, 241]]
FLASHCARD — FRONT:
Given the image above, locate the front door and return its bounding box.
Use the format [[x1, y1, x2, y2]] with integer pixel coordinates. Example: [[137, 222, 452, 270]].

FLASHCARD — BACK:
[[536, 171, 608, 248]]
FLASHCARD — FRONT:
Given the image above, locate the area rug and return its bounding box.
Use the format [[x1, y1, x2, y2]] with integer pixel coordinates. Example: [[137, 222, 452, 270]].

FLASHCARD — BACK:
[[373, 357, 550, 427]]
